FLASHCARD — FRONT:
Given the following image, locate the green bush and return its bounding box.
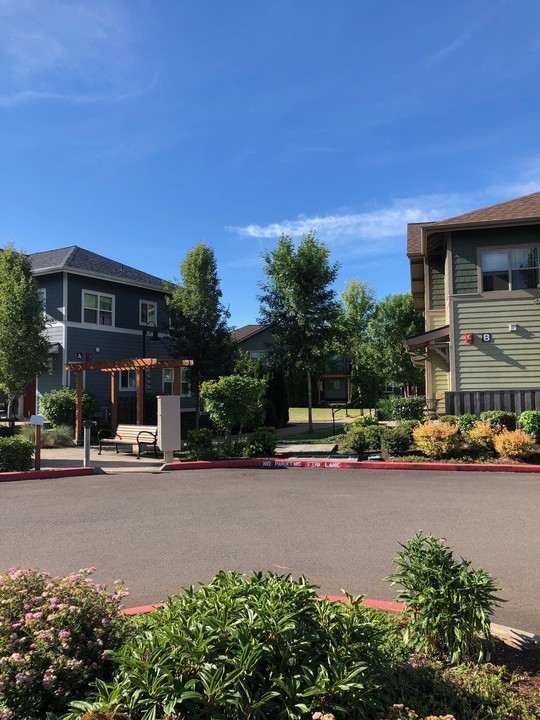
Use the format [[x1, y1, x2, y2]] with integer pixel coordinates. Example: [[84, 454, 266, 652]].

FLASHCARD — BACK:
[[380, 427, 411, 456], [186, 428, 217, 460], [0, 567, 129, 720], [437, 414, 458, 425], [363, 424, 383, 451], [518, 410, 540, 443], [457, 413, 477, 433], [0, 437, 33, 471], [338, 426, 367, 454], [39, 388, 96, 428], [68, 572, 394, 719], [396, 419, 420, 440], [377, 396, 426, 422], [243, 426, 277, 457], [18, 424, 75, 449], [385, 532, 505, 664], [350, 414, 379, 428], [479, 411, 516, 431]]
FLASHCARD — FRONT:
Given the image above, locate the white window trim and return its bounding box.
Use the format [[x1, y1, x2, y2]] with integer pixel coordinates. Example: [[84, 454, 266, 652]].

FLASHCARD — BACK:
[[82, 290, 115, 327], [139, 300, 158, 326]]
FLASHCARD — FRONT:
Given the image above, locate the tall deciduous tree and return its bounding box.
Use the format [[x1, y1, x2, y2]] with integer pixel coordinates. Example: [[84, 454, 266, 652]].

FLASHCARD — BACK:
[[338, 280, 379, 409], [0, 243, 50, 416], [367, 292, 425, 394], [258, 231, 341, 433], [166, 242, 235, 428]]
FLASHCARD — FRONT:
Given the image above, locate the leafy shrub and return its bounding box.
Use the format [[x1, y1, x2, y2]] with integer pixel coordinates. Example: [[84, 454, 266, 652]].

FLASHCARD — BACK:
[[68, 572, 394, 720], [464, 420, 499, 453], [350, 414, 379, 429], [186, 428, 217, 460], [0, 437, 33, 471], [412, 422, 461, 459], [479, 411, 516, 432], [377, 396, 426, 422], [338, 426, 367, 454], [380, 427, 411, 456], [518, 410, 540, 443], [363, 424, 383, 451], [39, 388, 96, 428], [493, 428, 536, 460], [243, 426, 276, 457], [437, 414, 458, 425], [456, 413, 477, 433], [0, 567, 129, 720], [385, 532, 505, 664], [396, 419, 420, 440]]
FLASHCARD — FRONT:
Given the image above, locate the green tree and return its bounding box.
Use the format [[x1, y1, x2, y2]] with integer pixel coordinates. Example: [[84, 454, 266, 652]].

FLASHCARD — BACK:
[[200, 374, 266, 438], [338, 280, 379, 409], [166, 242, 235, 428], [258, 231, 341, 432], [366, 292, 425, 394], [0, 243, 50, 417]]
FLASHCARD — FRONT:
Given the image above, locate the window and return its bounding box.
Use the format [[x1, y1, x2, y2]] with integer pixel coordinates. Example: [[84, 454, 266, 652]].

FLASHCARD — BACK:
[[83, 292, 113, 325], [120, 370, 136, 390], [481, 247, 539, 292], [140, 300, 157, 325], [163, 368, 191, 397]]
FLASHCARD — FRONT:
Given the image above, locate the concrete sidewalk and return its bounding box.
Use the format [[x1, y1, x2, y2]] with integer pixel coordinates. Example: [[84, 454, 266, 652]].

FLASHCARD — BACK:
[[38, 445, 164, 473]]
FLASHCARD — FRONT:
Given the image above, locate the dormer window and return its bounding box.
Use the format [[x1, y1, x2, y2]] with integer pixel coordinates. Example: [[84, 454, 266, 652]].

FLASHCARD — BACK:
[[481, 247, 538, 292]]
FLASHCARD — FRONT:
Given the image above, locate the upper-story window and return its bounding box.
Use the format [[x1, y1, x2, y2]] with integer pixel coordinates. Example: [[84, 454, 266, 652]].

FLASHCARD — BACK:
[[140, 300, 157, 325], [481, 247, 538, 292], [163, 368, 191, 397], [83, 291, 114, 326]]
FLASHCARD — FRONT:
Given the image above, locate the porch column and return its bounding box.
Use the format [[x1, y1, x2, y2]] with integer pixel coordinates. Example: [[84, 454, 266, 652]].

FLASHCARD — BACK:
[[110, 371, 118, 433], [173, 366, 181, 395], [136, 368, 144, 424]]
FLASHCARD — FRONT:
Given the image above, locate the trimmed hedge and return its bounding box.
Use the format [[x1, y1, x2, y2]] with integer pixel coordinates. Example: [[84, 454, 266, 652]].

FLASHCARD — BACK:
[[0, 437, 33, 471]]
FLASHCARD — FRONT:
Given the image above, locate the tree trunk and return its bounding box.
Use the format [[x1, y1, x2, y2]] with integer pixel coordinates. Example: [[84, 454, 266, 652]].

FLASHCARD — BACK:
[[307, 369, 313, 434], [194, 386, 201, 429]]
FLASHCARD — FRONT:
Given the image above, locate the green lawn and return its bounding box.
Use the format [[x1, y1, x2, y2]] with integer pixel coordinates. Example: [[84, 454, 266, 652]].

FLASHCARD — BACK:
[[287, 406, 369, 423]]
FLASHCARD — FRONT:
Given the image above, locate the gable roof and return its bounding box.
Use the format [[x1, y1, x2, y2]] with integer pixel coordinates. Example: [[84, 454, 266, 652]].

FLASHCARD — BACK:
[[407, 190, 540, 255], [29, 246, 167, 291], [231, 324, 268, 343]]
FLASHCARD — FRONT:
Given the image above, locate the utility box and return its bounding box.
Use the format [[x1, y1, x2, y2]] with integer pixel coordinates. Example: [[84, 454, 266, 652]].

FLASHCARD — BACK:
[[157, 395, 182, 462]]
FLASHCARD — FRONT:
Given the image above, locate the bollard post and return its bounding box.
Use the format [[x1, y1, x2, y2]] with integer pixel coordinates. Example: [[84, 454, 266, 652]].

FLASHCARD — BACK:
[[34, 425, 41, 471], [83, 420, 94, 467]]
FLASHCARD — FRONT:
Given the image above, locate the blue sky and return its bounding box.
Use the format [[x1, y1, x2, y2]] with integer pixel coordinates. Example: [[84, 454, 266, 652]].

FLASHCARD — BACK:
[[1, 0, 540, 328]]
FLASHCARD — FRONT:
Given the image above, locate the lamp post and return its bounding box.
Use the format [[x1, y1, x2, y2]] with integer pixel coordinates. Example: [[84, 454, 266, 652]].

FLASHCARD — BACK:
[[142, 321, 160, 422]]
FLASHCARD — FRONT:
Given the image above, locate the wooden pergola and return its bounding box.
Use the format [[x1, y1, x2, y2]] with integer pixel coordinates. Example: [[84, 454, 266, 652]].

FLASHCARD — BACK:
[[65, 357, 194, 442]]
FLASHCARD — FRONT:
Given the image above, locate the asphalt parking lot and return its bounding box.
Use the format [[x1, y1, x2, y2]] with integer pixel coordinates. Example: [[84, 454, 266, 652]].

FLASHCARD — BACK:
[[1, 466, 539, 633]]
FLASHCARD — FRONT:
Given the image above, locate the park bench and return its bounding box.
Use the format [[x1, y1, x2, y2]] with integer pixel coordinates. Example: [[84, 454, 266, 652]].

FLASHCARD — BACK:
[[98, 424, 159, 459]]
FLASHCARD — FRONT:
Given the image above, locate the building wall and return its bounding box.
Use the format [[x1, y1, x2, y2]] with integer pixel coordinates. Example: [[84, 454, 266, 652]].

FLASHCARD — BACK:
[[451, 225, 540, 295], [236, 328, 275, 358], [428, 255, 445, 309], [453, 296, 540, 390]]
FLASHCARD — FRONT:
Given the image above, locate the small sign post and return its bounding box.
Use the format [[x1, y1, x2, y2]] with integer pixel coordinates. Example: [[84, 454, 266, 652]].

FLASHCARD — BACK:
[[29, 415, 45, 470]]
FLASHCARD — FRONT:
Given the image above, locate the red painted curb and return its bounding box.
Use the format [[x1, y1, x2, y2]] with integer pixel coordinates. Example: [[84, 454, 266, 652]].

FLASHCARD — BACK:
[[123, 596, 405, 616], [0, 467, 94, 482], [168, 457, 540, 473]]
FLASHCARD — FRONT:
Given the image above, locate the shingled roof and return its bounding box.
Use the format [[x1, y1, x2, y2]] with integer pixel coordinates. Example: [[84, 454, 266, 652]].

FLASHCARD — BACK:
[[230, 324, 268, 343], [29, 246, 167, 290], [407, 190, 540, 255]]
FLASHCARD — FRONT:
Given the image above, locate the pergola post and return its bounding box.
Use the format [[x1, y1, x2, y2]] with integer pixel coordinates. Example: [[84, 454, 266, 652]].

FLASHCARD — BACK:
[[136, 368, 144, 424], [75, 371, 83, 443], [173, 366, 181, 395], [110, 371, 118, 433]]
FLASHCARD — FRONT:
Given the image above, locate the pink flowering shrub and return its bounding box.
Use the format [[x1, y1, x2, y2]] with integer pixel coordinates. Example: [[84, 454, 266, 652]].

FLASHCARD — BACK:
[[0, 567, 129, 720]]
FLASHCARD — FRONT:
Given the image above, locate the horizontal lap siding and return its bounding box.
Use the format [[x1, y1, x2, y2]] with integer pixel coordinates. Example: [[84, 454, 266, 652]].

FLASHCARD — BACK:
[[454, 298, 540, 390]]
